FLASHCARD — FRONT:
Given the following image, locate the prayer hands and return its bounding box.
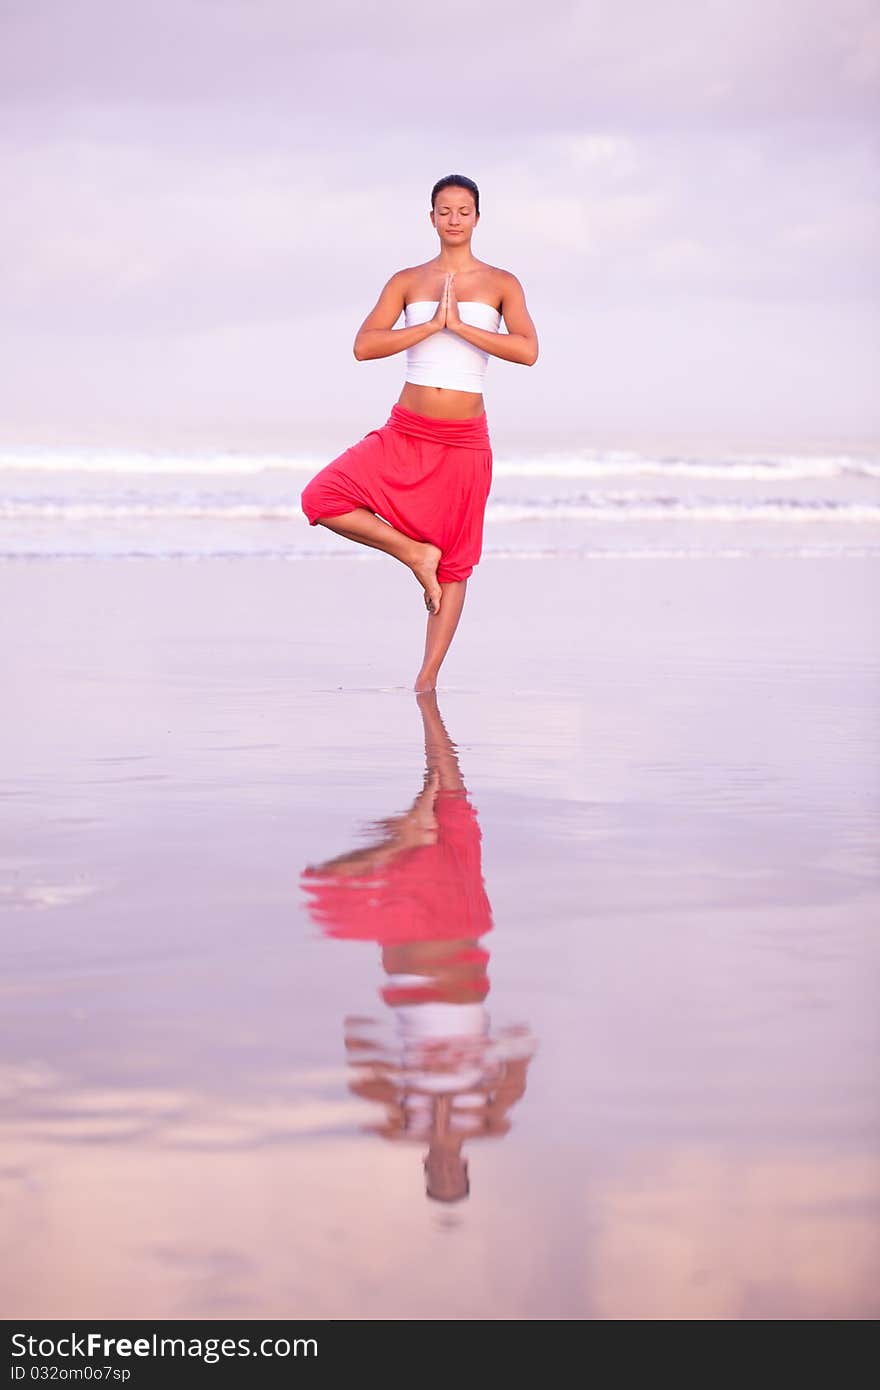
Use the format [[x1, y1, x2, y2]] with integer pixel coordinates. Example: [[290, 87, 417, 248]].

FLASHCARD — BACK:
[[444, 272, 461, 330], [429, 273, 461, 332]]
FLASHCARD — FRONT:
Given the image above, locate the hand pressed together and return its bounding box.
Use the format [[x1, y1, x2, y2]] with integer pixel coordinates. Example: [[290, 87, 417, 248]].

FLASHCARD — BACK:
[[429, 273, 461, 333], [444, 272, 461, 330]]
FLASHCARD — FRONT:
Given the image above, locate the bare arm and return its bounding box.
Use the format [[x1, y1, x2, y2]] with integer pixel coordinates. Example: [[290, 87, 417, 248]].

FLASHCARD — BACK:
[[353, 272, 448, 361], [446, 272, 539, 366]]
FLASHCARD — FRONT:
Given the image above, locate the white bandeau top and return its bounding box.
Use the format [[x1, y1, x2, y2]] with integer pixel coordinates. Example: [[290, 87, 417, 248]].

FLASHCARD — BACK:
[[403, 300, 502, 393]]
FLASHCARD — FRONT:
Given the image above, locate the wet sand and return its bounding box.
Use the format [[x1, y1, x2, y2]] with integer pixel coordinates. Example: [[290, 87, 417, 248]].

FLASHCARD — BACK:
[[1, 552, 878, 1319]]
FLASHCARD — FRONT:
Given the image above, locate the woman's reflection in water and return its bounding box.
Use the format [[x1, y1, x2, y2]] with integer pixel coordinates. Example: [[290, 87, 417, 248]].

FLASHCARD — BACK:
[[300, 691, 536, 1203]]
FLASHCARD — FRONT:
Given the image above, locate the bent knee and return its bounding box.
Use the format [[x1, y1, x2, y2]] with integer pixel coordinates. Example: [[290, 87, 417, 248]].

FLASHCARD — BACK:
[[300, 477, 332, 526], [301, 468, 363, 526]]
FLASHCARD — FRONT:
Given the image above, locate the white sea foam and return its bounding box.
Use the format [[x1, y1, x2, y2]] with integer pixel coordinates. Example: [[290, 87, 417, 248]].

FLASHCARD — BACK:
[[2, 543, 878, 563], [0, 447, 315, 476], [4, 496, 879, 524], [494, 454, 880, 481], [2, 446, 879, 481], [487, 498, 880, 524]]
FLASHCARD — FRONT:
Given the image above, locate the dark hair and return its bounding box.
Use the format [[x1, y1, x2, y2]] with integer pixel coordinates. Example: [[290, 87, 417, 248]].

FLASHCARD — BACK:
[[431, 174, 480, 216]]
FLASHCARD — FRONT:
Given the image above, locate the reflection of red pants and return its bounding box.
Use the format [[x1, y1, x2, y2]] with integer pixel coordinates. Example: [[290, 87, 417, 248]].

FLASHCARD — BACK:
[[300, 790, 493, 946], [300, 403, 493, 583]]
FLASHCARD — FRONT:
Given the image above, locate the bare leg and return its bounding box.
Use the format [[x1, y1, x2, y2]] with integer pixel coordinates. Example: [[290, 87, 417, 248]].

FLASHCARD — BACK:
[[315, 507, 443, 614], [414, 579, 467, 693]]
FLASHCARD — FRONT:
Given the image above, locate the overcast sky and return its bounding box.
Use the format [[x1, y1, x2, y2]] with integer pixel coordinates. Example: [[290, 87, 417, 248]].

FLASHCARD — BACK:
[[1, 0, 878, 452]]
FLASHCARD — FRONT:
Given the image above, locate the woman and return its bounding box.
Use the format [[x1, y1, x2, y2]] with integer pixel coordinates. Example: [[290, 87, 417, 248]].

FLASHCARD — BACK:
[[300, 173, 539, 692], [300, 687, 537, 1204]]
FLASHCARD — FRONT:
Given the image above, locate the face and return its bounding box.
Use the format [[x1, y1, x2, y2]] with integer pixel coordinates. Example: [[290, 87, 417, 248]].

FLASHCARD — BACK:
[[424, 1148, 470, 1202], [431, 186, 479, 242]]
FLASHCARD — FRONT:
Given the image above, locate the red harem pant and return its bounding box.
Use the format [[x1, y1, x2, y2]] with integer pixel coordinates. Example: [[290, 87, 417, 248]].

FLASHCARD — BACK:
[[300, 403, 493, 583]]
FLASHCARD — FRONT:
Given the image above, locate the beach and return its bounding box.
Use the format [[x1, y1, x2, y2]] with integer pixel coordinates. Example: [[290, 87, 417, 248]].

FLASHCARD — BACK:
[[2, 540, 878, 1320]]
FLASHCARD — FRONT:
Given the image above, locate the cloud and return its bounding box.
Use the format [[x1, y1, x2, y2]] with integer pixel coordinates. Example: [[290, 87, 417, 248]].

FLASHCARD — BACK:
[[1, 0, 878, 130], [3, 122, 872, 330], [0, 0, 876, 441]]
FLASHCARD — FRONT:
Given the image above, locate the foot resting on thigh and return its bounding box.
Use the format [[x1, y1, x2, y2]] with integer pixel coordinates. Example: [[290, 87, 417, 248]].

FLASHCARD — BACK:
[[409, 542, 443, 615]]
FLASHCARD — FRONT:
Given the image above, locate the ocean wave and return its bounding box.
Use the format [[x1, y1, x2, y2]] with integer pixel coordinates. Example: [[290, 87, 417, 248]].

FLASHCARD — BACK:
[[488, 497, 880, 523], [3, 496, 879, 524], [2, 447, 879, 482], [0, 500, 293, 521], [0, 448, 312, 476], [495, 456, 880, 481], [2, 543, 878, 563]]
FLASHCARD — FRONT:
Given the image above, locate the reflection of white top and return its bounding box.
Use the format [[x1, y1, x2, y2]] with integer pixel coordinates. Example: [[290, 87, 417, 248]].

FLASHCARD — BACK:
[[403, 300, 502, 393], [394, 1001, 489, 1094]]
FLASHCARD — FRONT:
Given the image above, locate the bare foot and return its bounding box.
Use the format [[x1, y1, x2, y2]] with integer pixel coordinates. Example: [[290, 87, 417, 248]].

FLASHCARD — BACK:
[[410, 542, 443, 614], [413, 667, 438, 693]]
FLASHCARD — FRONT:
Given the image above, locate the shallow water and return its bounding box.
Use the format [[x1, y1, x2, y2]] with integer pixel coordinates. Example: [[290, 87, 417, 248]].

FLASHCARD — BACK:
[[1, 556, 878, 1319]]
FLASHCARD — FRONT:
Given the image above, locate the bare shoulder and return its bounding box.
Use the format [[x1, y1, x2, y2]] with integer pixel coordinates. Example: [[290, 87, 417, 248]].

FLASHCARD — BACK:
[[391, 260, 437, 289], [493, 267, 530, 301], [469, 263, 531, 308]]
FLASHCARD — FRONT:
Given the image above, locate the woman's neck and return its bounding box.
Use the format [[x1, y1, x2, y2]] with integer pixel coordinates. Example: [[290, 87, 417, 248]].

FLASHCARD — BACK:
[[437, 249, 479, 273]]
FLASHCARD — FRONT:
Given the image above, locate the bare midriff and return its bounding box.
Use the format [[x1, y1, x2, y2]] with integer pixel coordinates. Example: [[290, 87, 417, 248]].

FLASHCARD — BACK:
[[396, 382, 485, 420]]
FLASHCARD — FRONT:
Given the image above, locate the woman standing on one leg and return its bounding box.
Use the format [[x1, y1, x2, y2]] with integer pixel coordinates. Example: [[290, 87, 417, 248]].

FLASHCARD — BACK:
[[300, 173, 539, 693]]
